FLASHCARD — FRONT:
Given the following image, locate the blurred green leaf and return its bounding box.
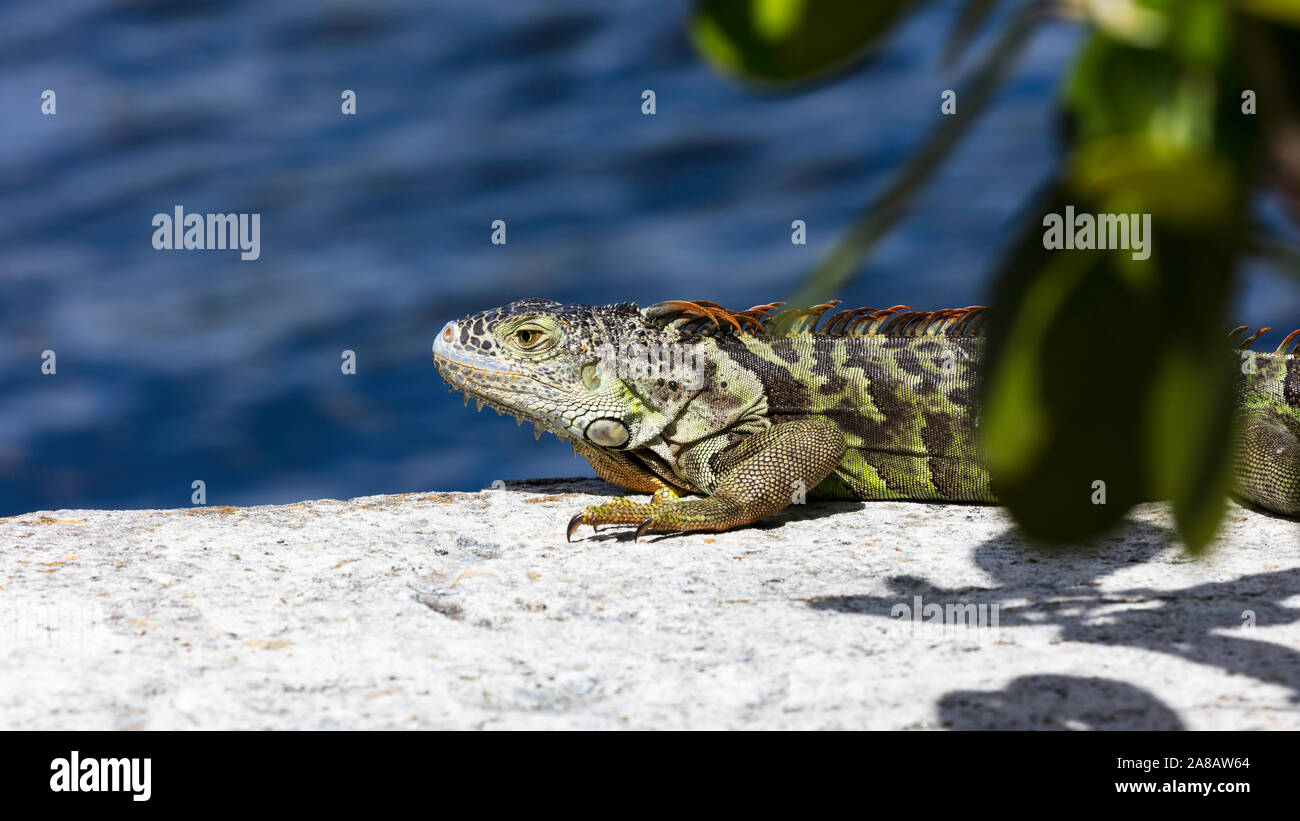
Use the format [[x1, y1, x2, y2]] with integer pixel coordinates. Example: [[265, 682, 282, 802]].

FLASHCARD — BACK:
[[1139, 199, 1240, 553], [1147, 345, 1234, 554], [982, 14, 1251, 550], [690, 0, 917, 85], [1173, 0, 1230, 63], [982, 189, 1147, 542], [982, 181, 1240, 550], [1066, 12, 1257, 170], [1240, 0, 1300, 28], [1068, 138, 1237, 223], [1071, 0, 1168, 48], [1065, 35, 1185, 144]]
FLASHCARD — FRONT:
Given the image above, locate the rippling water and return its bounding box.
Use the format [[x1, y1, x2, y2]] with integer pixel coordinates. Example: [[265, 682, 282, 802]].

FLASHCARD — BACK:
[[1, 1, 1296, 515]]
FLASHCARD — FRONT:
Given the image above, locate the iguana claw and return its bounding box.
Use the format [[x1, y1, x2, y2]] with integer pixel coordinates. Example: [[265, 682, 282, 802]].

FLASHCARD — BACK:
[[566, 488, 684, 542], [565, 513, 600, 541]]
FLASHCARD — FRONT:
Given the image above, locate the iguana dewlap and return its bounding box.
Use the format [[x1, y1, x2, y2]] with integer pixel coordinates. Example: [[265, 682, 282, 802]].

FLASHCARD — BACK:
[[432, 299, 1300, 539]]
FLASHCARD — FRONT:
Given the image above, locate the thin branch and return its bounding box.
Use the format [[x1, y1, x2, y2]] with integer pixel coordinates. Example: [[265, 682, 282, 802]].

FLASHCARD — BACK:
[[788, 3, 1043, 308]]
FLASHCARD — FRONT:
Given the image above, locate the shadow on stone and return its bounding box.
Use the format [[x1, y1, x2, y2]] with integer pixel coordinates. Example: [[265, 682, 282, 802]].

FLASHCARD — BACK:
[[807, 517, 1300, 719], [937, 674, 1185, 730]]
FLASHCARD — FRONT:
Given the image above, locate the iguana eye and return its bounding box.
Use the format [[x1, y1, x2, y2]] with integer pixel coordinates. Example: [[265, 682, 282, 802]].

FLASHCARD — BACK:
[[514, 328, 544, 348]]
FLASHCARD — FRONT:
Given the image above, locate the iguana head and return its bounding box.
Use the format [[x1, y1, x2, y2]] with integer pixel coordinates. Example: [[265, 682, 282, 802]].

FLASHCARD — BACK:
[[434, 299, 694, 448]]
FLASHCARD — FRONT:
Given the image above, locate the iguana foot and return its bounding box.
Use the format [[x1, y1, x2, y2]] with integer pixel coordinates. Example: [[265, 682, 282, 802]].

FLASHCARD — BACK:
[[567, 487, 682, 542], [629, 497, 736, 540], [567, 489, 749, 541]]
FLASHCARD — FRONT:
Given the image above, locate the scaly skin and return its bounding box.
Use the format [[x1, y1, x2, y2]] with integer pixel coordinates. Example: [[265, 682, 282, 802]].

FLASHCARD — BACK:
[[432, 299, 1300, 539], [1233, 346, 1300, 515]]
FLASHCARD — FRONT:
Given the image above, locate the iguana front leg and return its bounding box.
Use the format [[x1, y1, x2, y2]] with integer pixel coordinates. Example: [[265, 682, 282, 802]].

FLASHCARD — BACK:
[[568, 419, 847, 541], [567, 442, 699, 537], [572, 439, 673, 494]]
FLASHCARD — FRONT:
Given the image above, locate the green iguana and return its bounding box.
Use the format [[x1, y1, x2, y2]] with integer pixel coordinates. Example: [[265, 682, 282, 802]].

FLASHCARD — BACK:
[[432, 298, 1300, 540]]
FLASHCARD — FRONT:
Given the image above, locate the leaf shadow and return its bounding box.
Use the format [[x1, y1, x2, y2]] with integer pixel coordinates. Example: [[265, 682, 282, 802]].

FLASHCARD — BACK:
[[807, 517, 1300, 724], [936, 674, 1186, 730]]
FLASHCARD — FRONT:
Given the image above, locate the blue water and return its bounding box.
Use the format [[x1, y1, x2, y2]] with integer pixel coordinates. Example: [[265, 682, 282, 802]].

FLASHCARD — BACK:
[[2, 1, 1297, 515]]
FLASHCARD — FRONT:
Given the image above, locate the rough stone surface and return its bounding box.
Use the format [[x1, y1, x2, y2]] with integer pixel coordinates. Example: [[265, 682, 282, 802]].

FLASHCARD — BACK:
[[1, 479, 1297, 730]]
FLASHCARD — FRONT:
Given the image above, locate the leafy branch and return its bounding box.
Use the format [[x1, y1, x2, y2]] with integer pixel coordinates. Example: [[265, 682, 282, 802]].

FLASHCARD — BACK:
[[689, 0, 1300, 552]]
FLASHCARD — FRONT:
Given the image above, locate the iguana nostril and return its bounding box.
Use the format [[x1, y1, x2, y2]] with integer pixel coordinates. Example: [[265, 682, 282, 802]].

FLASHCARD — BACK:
[[434, 321, 460, 361]]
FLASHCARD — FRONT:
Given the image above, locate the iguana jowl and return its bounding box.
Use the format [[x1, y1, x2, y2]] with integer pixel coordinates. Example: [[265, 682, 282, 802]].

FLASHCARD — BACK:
[[432, 299, 1300, 539]]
